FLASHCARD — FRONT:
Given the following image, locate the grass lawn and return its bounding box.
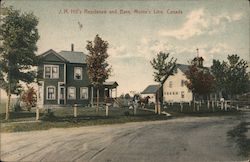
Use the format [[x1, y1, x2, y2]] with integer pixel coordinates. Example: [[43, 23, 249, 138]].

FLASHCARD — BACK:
[[0, 102, 242, 133], [228, 121, 250, 157], [1, 107, 170, 132]]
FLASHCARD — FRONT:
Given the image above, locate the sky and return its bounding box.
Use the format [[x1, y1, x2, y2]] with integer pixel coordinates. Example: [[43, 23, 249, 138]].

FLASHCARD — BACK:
[[0, 0, 249, 99]]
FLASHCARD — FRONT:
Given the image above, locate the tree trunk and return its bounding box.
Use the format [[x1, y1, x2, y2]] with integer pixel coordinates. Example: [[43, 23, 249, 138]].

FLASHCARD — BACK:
[[96, 88, 99, 112]]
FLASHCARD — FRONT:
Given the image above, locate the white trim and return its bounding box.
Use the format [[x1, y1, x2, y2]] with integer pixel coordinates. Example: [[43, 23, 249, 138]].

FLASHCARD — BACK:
[[80, 87, 88, 100], [44, 65, 59, 79], [46, 86, 56, 100], [68, 87, 76, 100], [64, 64, 66, 83], [74, 67, 82, 80]]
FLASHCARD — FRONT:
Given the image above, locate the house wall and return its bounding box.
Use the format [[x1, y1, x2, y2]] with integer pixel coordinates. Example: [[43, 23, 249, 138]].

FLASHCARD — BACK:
[[66, 63, 91, 105], [38, 62, 65, 105], [163, 68, 193, 102]]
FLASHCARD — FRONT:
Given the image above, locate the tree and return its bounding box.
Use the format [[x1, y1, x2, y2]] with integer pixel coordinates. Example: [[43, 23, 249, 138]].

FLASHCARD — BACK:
[[124, 93, 131, 100], [86, 35, 111, 112], [185, 65, 215, 100], [150, 52, 177, 114], [20, 85, 37, 111], [211, 54, 249, 99], [0, 7, 39, 120]]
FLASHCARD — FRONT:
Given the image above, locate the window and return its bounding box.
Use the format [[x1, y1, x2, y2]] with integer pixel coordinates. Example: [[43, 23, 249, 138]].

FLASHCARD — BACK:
[[169, 81, 173, 88], [44, 65, 59, 79], [74, 67, 82, 80], [47, 86, 56, 100], [181, 91, 184, 98], [181, 80, 185, 87], [68, 87, 76, 99], [80, 87, 88, 99]]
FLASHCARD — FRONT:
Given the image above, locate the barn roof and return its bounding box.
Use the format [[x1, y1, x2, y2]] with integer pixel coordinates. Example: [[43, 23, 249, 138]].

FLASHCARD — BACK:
[[141, 85, 160, 94]]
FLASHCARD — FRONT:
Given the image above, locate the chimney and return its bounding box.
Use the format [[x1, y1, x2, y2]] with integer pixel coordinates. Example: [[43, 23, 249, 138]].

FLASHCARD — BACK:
[[71, 44, 74, 51]]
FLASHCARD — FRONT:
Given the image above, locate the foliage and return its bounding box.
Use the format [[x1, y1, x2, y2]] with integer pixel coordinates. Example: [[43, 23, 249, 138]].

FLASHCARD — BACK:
[[86, 34, 111, 87], [0, 7, 39, 119], [20, 85, 37, 111], [150, 52, 177, 84], [0, 7, 40, 94], [124, 93, 131, 99], [211, 54, 249, 98], [185, 65, 215, 98]]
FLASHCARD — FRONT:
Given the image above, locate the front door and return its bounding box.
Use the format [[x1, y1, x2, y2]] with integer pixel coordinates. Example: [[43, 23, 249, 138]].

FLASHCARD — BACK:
[[59, 86, 65, 105]]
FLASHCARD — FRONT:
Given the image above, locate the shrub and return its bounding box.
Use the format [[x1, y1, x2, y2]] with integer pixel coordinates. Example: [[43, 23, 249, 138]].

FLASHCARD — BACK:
[[124, 111, 130, 116], [40, 111, 57, 121]]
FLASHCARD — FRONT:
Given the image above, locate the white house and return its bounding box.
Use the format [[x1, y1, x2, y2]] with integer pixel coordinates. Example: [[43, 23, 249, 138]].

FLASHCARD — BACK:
[[163, 64, 193, 103]]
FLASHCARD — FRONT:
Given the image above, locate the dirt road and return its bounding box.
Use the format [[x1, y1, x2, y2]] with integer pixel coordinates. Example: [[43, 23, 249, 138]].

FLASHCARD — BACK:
[[1, 114, 248, 162]]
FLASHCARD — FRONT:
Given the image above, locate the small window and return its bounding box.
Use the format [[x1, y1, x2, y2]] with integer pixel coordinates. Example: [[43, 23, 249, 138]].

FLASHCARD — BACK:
[[80, 87, 88, 99], [68, 87, 76, 99], [181, 91, 184, 98], [45, 66, 51, 78], [181, 80, 185, 87], [169, 92, 171, 95], [47, 86, 56, 100], [169, 81, 173, 88], [176, 92, 178, 95], [44, 65, 59, 79], [74, 67, 82, 80]]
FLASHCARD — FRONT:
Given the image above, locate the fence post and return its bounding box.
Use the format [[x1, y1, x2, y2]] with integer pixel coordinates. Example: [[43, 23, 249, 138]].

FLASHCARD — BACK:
[[212, 101, 215, 112], [180, 102, 183, 112], [189, 101, 191, 107], [158, 102, 161, 115], [73, 104, 77, 117], [225, 101, 227, 111], [237, 104, 239, 110], [134, 103, 137, 115], [106, 105, 109, 117], [207, 101, 210, 109], [36, 107, 39, 120], [221, 101, 224, 110]]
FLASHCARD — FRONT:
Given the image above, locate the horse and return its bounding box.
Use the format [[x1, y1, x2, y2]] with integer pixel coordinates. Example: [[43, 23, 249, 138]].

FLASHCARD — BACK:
[[138, 96, 150, 108]]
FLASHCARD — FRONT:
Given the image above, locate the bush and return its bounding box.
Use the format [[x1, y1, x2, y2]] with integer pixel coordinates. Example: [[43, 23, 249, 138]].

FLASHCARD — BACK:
[[124, 111, 130, 116], [40, 111, 57, 121]]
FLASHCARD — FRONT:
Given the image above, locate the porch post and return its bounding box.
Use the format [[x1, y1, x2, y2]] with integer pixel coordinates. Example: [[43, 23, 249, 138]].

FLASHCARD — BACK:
[[115, 87, 117, 98]]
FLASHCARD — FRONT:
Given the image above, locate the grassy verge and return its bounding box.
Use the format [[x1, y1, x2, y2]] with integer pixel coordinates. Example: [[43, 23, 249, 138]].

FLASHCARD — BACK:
[[0, 104, 242, 133], [1, 109, 169, 133], [228, 121, 250, 157]]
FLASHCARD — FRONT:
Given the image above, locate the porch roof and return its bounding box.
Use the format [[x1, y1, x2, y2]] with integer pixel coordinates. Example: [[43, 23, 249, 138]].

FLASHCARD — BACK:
[[103, 81, 118, 89]]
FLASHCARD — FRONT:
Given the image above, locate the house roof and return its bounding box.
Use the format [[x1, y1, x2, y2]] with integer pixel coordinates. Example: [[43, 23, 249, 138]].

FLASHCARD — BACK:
[[58, 51, 87, 64], [141, 85, 160, 94], [38, 49, 69, 62], [176, 64, 189, 73]]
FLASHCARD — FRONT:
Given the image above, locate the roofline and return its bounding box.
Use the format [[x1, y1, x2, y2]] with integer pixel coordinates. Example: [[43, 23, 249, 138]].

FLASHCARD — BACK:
[[38, 49, 69, 62]]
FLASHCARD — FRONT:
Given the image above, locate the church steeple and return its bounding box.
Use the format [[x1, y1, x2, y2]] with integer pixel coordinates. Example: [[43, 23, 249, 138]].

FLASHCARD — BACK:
[[191, 48, 204, 67]]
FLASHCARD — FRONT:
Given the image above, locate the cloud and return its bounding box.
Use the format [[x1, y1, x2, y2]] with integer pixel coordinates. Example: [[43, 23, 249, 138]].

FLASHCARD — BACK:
[[136, 37, 177, 60], [159, 8, 244, 40]]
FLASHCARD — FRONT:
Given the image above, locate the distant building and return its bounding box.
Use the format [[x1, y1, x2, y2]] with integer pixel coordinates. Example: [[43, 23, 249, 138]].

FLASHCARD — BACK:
[[141, 85, 161, 103], [162, 64, 193, 103]]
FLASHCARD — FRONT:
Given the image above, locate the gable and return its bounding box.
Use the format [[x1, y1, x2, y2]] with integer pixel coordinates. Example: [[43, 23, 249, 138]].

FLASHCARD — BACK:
[[39, 49, 68, 63]]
